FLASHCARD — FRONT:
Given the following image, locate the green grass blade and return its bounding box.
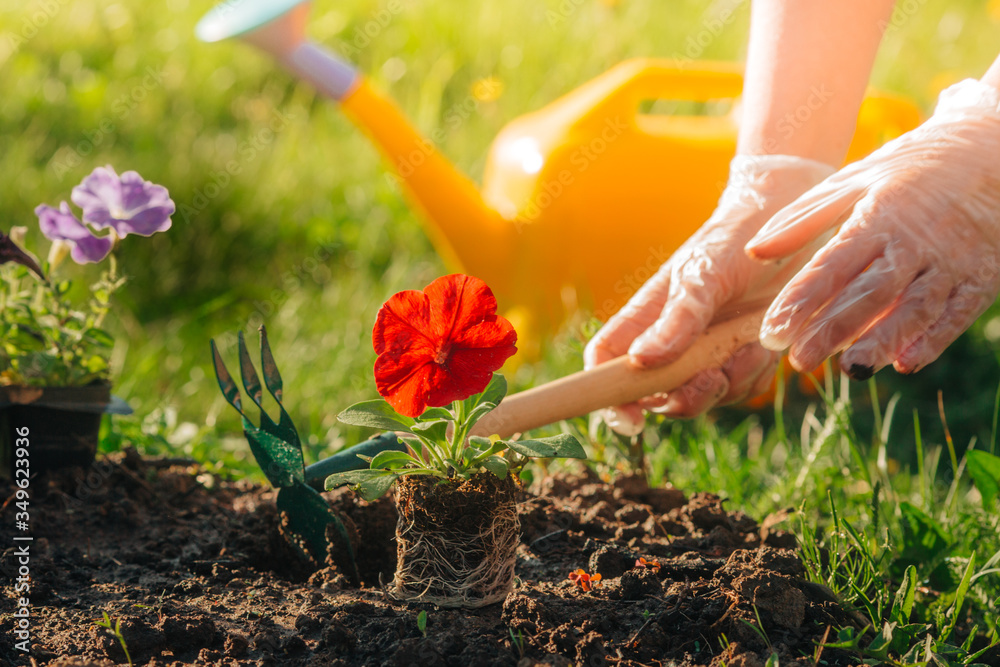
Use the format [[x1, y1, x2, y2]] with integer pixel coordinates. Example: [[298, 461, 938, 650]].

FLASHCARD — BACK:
[[940, 552, 976, 645]]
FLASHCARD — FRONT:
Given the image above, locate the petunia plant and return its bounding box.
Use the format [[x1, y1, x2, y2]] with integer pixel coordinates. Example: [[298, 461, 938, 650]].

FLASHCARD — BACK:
[[0, 166, 173, 386], [326, 274, 585, 500]]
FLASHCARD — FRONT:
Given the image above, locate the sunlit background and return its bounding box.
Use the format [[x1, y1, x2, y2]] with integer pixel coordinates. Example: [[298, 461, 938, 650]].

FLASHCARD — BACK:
[[3, 0, 1000, 468]]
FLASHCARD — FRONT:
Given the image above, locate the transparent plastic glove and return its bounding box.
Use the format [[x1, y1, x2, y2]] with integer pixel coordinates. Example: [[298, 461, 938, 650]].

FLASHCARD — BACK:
[[747, 79, 1000, 379], [584, 154, 837, 434]]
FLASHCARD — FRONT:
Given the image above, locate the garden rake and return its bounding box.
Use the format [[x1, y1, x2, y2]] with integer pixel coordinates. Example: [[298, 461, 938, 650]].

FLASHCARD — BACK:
[[210, 326, 404, 584]]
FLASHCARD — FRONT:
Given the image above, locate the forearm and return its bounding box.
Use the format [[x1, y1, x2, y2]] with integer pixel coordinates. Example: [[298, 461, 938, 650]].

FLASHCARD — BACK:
[[738, 0, 895, 166]]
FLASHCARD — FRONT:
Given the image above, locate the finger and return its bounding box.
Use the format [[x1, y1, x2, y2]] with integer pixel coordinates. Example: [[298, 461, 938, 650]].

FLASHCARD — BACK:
[[637, 392, 671, 411], [718, 344, 780, 405], [839, 269, 951, 379], [600, 403, 646, 436], [649, 368, 730, 419], [787, 247, 922, 373], [759, 220, 888, 351], [894, 282, 998, 374], [746, 175, 865, 262], [638, 345, 775, 414], [584, 265, 671, 370], [747, 357, 780, 400], [627, 247, 736, 368], [627, 297, 714, 369]]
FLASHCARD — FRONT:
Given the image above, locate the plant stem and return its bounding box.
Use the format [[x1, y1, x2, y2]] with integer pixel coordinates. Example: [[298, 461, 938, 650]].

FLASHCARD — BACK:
[[417, 432, 450, 471], [449, 400, 469, 466]]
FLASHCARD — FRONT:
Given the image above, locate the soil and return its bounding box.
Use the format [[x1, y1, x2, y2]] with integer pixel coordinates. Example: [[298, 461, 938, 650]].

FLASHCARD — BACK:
[[0, 448, 870, 666]]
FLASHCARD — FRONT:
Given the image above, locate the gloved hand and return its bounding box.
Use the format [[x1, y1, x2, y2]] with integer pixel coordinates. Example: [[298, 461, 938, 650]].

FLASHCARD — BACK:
[[585, 154, 836, 434], [746, 79, 1000, 379]]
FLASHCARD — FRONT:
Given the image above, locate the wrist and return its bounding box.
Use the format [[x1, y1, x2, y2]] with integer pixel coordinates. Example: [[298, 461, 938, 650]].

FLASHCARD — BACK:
[[721, 154, 836, 211]]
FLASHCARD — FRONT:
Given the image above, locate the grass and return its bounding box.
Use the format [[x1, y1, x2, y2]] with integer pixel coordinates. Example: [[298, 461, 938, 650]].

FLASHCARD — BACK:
[[4, 0, 1000, 662]]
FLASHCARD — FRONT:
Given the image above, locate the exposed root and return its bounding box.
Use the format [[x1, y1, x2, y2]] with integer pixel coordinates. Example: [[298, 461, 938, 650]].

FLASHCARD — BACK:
[[391, 475, 520, 608]]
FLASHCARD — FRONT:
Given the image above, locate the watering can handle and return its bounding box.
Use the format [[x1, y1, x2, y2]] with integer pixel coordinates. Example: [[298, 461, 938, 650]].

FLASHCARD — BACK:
[[586, 58, 744, 123], [472, 306, 766, 439]]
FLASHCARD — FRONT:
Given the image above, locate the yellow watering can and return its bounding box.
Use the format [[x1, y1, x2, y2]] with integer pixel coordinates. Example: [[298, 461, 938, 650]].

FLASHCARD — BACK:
[[196, 1, 921, 357]]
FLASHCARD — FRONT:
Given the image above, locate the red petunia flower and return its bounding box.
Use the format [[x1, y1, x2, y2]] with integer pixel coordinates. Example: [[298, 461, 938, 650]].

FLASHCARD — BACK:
[[373, 274, 517, 418]]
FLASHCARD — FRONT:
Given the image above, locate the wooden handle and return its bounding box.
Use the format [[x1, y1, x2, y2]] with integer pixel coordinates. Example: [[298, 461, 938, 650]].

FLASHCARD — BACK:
[[472, 308, 765, 439]]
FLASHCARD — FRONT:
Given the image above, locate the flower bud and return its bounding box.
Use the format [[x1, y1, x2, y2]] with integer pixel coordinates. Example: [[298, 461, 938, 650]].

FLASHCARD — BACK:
[[47, 239, 71, 271], [8, 226, 28, 246]]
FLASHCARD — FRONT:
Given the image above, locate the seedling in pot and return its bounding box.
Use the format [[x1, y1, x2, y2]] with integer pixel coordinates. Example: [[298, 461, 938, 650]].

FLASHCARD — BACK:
[[326, 274, 586, 607], [210, 326, 405, 583]]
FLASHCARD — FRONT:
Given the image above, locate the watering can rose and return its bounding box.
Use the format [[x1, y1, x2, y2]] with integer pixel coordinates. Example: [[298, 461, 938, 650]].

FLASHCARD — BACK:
[[373, 273, 517, 417]]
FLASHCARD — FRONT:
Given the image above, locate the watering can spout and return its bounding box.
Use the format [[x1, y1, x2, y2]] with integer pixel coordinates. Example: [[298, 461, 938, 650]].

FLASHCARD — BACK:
[[195, 0, 513, 294]]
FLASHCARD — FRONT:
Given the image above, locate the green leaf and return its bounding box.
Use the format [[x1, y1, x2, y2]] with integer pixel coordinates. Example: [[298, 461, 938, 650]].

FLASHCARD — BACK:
[[506, 433, 586, 460], [505, 439, 557, 458], [896, 502, 951, 574], [482, 456, 510, 479], [942, 553, 976, 644], [966, 450, 1000, 509], [84, 355, 108, 373], [465, 401, 498, 431], [479, 373, 508, 407], [418, 407, 453, 421], [5, 325, 46, 352], [324, 469, 382, 489], [866, 621, 894, 659], [357, 473, 399, 501], [82, 327, 115, 348], [468, 436, 493, 448], [891, 565, 917, 624], [338, 400, 414, 433], [410, 419, 449, 443], [464, 373, 507, 412], [370, 450, 420, 470]]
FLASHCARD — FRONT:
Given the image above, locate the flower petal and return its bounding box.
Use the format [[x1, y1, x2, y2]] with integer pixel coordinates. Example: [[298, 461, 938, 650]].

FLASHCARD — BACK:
[[71, 165, 121, 223], [432, 346, 509, 405], [35, 203, 112, 264], [72, 165, 174, 237], [373, 290, 434, 356], [451, 316, 518, 353], [374, 351, 437, 418], [424, 274, 499, 341], [372, 274, 518, 412], [121, 204, 175, 236]]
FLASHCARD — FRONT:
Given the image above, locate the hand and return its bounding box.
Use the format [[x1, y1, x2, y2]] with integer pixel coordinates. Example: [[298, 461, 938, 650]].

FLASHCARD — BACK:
[[585, 154, 836, 434], [746, 79, 1000, 379]]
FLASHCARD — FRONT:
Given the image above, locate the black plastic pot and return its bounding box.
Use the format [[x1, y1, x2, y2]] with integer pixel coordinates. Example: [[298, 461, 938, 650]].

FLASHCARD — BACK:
[[0, 383, 112, 479]]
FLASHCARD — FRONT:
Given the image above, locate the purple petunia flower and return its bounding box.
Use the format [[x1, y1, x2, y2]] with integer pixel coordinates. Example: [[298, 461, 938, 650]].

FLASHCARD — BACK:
[[71, 165, 175, 237], [35, 202, 114, 264]]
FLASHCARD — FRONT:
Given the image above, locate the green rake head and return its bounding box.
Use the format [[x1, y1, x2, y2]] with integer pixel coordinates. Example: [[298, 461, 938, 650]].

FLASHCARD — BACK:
[[210, 326, 361, 581]]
